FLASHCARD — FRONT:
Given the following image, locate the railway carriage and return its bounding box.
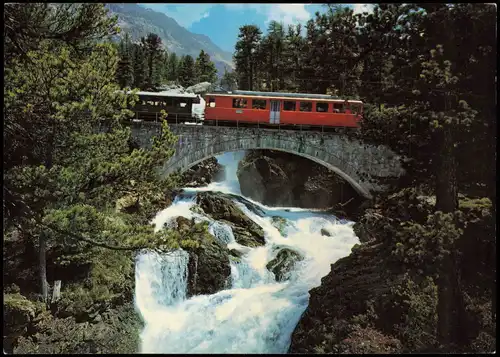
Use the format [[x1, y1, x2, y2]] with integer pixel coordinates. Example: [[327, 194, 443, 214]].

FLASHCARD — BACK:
[[203, 90, 363, 129], [130, 91, 201, 122]]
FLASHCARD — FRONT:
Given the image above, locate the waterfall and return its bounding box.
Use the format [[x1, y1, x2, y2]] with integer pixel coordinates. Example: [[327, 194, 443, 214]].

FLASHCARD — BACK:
[[134, 150, 360, 353], [208, 221, 236, 245]]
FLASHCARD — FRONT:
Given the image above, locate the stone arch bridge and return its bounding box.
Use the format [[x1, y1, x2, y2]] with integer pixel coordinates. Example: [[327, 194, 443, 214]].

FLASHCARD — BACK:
[[130, 121, 404, 199]]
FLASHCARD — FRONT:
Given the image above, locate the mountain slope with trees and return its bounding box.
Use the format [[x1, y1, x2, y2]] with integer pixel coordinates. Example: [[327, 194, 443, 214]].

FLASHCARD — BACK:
[[114, 32, 219, 91], [105, 3, 233, 76]]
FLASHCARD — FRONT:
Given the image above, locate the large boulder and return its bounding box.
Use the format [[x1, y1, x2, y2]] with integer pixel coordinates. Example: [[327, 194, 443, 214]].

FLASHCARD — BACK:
[[185, 82, 212, 94], [196, 192, 265, 247], [181, 157, 224, 188], [3, 293, 39, 352], [174, 217, 231, 297], [288, 240, 406, 354], [227, 222, 265, 247], [237, 150, 363, 212], [271, 216, 290, 237], [266, 247, 304, 282]]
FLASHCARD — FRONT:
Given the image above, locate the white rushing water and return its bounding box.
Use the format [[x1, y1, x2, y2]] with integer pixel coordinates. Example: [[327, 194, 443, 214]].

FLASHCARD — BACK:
[[135, 151, 360, 354]]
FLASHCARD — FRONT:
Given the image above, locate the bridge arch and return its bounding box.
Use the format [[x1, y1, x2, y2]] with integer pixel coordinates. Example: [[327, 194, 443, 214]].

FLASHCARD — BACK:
[[129, 122, 404, 200], [175, 147, 372, 199]]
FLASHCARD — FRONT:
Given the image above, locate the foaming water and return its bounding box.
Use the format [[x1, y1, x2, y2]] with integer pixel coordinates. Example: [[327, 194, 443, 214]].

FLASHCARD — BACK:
[[135, 150, 360, 353]]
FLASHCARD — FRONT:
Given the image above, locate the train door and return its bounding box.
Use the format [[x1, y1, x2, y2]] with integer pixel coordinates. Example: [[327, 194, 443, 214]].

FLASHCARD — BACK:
[[269, 100, 281, 124]]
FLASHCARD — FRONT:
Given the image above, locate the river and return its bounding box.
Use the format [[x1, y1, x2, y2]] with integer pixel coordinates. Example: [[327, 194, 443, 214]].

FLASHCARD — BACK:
[[134, 151, 360, 353]]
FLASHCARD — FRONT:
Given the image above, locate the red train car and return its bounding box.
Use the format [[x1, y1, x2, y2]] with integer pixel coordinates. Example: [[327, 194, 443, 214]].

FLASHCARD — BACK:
[[203, 90, 363, 128]]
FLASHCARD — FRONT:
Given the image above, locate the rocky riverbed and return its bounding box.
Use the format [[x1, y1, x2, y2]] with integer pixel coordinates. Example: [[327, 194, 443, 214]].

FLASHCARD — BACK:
[[237, 150, 365, 217]]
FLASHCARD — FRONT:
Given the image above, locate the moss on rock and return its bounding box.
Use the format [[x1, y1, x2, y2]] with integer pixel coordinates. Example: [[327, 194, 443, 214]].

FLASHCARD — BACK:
[[266, 248, 304, 282], [271, 216, 289, 237], [196, 192, 265, 247]]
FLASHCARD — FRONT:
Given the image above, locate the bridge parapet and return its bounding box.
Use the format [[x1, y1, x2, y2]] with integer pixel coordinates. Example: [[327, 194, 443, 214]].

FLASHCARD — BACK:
[[129, 121, 404, 199]]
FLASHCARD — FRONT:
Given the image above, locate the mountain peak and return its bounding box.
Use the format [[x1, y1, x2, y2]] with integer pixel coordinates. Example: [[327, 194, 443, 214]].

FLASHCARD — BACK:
[[106, 3, 234, 73]]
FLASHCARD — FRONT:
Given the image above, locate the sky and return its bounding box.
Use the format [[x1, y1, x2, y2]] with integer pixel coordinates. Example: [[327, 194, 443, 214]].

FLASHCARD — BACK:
[[140, 4, 374, 53]]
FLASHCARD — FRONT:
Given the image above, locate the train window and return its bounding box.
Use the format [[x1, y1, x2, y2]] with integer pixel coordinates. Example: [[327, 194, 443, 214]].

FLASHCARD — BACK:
[[208, 97, 216, 108], [299, 102, 312, 112], [351, 104, 362, 114], [316, 102, 329, 112], [252, 99, 266, 110], [232, 98, 248, 108], [333, 103, 344, 113], [283, 101, 296, 111]]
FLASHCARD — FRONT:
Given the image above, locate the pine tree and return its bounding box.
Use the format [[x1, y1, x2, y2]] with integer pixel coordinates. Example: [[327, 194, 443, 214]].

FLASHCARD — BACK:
[[194, 50, 217, 84], [161, 51, 170, 84], [141, 33, 163, 91], [220, 66, 238, 91], [261, 21, 286, 91], [4, 3, 189, 305], [132, 43, 147, 89], [234, 25, 262, 90], [282, 24, 304, 92], [116, 33, 134, 88], [178, 55, 195, 87], [355, 4, 496, 349], [167, 52, 179, 82]]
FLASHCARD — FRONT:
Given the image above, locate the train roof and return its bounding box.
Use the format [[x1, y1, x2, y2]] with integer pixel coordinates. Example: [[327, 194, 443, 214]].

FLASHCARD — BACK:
[[205, 91, 363, 103], [232, 90, 339, 100], [127, 90, 200, 100]]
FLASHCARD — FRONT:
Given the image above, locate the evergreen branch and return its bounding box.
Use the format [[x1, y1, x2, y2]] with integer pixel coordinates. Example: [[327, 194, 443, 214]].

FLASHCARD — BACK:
[[39, 221, 149, 251]]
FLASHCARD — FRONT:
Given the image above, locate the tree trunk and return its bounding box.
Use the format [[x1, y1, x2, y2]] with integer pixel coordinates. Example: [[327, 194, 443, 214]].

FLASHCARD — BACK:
[[39, 232, 49, 303], [488, 105, 496, 325], [434, 125, 461, 348], [435, 127, 458, 213], [51, 280, 62, 304]]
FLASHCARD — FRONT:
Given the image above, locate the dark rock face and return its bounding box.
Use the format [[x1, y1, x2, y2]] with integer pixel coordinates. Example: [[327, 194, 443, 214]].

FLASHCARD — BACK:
[[320, 228, 332, 237], [266, 248, 304, 282], [288, 240, 404, 353], [186, 238, 231, 297], [196, 192, 265, 247], [181, 157, 224, 188], [237, 150, 362, 212], [271, 216, 289, 237], [173, 217, 231, 297]]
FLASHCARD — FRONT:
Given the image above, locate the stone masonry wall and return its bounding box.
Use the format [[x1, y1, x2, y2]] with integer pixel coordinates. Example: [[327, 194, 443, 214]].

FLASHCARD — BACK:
[[129, 121, 404, 198]]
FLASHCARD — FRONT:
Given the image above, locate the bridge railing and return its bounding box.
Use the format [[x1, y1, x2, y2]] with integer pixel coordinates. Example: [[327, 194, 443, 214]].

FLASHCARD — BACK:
[[131, 111, 357, 135]]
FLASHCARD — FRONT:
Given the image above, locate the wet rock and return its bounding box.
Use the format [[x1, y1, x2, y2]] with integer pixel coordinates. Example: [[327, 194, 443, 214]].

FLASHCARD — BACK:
[[175, 216, 192, 232], [183, 219, 231, 297], [229, 224, 266, 247], [320, 228, 332, 237], [229, 249, 244, 258], [352, 210, 386, 243], [180, 157, 224, 188], [271, 216, 289, 237], [237, 150, 362, 213], [288, 240, 405, 353], [196, 192, 265, 247], [266, 248, 304, 282], [189, 204, 205, 215]]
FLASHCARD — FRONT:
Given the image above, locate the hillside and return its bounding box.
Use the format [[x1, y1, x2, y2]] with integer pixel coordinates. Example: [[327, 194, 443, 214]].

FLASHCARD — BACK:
[[105, 3, 233, 75]]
